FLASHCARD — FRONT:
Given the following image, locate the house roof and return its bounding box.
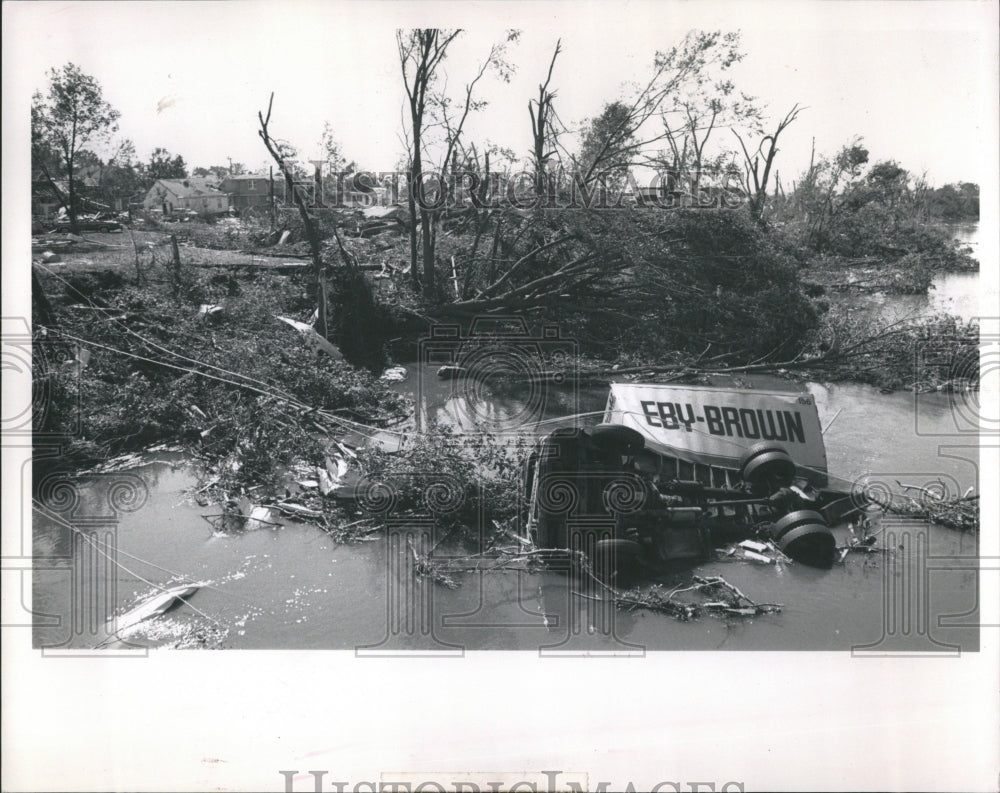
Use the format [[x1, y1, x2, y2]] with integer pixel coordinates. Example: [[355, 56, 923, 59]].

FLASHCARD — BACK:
[[154, 178, 225, 198], [219, 173, 269, 181]]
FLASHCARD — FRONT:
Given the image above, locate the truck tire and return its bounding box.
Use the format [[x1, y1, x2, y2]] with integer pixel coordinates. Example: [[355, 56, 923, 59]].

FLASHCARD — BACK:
[[778, 523, 836, 568], [739, 442, 796, 491], [771, 509, 828, 540]]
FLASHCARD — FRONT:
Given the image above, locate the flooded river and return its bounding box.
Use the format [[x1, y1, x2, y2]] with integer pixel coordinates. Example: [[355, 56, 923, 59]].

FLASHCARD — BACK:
[[33, 228, 983, 654], [834, 222, 985, 322]]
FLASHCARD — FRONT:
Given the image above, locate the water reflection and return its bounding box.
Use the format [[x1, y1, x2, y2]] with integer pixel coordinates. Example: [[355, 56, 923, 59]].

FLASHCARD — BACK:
[[31, 453, 978, 651]]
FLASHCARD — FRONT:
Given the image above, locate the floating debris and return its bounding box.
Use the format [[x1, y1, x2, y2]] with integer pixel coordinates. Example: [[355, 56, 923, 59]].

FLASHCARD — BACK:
[[112, 584, 202, 634], [203, 503, 284, 532]]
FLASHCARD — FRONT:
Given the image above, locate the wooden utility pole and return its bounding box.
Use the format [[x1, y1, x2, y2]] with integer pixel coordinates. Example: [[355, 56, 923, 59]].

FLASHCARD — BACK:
[[269, 166, 275, 229], [170, 234, 182, 298]]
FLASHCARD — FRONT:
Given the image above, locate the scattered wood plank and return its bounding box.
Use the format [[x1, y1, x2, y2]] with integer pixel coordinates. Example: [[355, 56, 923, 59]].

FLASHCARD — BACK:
[[113, 584, 201, 633]]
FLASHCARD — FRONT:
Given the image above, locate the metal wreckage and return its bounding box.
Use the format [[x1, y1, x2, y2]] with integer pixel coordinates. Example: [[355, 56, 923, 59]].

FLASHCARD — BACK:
[[524, 383, 858, 584]]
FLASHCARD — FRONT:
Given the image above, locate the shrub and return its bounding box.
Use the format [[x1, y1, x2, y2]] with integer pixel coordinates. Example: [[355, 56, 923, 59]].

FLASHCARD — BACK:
[[353, 424, 528, 542]]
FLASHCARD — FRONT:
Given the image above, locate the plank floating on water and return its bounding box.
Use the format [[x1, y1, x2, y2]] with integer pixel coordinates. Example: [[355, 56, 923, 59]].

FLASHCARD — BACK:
[[112, 584, 201, 633]]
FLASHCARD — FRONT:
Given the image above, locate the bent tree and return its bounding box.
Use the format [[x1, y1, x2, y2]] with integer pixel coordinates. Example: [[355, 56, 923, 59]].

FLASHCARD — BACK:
[[32, 63, 120, 234], [733, 104, 801, 223]]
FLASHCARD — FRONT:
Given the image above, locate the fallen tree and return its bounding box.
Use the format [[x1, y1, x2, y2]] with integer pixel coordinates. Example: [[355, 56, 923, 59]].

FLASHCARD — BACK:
[[414, 206, 822, 365]]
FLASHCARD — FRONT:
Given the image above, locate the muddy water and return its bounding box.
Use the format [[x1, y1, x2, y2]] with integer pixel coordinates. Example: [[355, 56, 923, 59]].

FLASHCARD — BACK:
[[838, 270, 981, 323], [833, 221, 985, 322], [33, 369, 980, 652], [33, 225, 983, 652]]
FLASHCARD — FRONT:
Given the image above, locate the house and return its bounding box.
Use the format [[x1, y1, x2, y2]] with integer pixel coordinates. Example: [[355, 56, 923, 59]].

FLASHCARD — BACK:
[[218, 173, 276, 212], [31, 171, 107, 219], [142, 178, 230, 216]]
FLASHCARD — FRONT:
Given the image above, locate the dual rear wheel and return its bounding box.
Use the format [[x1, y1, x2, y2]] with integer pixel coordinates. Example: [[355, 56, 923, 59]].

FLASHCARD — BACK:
[[770, 509, 836, 567], [739, 442, 797, 491]]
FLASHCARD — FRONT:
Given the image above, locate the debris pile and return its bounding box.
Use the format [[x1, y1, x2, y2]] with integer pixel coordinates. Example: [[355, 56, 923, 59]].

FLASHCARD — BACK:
[[614, 575, 783, 621], [402, 540, 782, 623], [871, 480, 978, 532], [716, 538, 793, 565]]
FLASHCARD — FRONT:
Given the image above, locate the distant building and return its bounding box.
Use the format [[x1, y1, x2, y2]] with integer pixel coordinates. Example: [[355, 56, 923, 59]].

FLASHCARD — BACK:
[[32, 173, 112, 218], [142, 178, 230, 216], [218, 173, 275, 212]]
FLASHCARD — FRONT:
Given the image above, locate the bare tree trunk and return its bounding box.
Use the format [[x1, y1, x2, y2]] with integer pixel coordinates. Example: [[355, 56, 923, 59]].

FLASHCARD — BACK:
[[258, 93, 330, 338], [421, 210, 435, 298], [531, 40, 561, 200], [733, 104, 800, 223], [67, 157, 80, 234], [269, 166, 275, 230], [128, 226, 144, 286], [38, 162, 69, 216], [407, 189, 420, 290], [485, 215, 504, 286]]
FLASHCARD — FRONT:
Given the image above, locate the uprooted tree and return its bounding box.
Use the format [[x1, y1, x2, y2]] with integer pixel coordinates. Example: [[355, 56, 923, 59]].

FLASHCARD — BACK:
[[392, 30, 820, 365], [247, 29, 950, 376], [257, 94, 330, 339], [257, 94, 389, 371]]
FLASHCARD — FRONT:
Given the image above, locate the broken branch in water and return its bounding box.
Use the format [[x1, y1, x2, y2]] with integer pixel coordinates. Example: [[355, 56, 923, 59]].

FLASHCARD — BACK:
[[405, 541, 779, 622], [405, 536, 460, 589], [895, 479, 947, 500], [865, 484, 979, 532]]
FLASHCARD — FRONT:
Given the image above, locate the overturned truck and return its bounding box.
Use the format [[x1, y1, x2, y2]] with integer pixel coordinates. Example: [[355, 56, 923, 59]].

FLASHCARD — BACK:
[[524, 384, 855, 581]]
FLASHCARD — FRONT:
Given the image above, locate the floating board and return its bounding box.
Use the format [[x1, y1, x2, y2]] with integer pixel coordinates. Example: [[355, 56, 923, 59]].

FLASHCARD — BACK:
[[112, 584, 201, 634]]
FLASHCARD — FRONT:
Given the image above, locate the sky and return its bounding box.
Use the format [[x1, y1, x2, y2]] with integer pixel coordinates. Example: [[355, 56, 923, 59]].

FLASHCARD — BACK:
[[4, 1, 998, 186]]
